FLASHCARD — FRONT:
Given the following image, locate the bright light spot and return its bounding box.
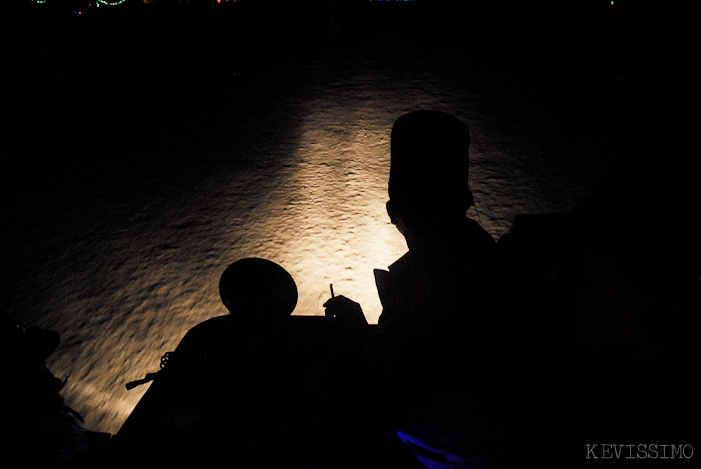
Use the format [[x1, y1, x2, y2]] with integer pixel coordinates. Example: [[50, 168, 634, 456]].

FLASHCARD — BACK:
[[247, 107, 407, 324]]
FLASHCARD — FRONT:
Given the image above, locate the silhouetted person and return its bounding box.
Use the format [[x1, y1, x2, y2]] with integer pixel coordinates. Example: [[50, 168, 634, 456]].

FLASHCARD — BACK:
[[115, 258, 386, 468], [496, 145, 700, 466], [325, 111, 503, 467], [114, 258, 304, 467], [1, 313, 110, 469]]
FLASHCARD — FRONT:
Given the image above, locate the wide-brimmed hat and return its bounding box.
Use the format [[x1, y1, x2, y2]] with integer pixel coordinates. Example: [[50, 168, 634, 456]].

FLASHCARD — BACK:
[[219, 258, 298, 319]]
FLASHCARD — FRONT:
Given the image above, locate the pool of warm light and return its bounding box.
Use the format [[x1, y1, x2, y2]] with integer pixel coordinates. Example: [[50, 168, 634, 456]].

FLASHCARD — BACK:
[[6, 42, 611, 436]]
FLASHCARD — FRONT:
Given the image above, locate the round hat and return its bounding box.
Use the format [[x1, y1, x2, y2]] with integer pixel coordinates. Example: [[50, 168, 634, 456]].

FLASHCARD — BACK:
[[219, 258, 298, 320]]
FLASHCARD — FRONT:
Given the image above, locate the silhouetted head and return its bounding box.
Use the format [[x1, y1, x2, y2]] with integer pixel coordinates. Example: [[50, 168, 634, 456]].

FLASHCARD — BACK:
[[387, 111, 474, 235], [219, 258, 298, 320]]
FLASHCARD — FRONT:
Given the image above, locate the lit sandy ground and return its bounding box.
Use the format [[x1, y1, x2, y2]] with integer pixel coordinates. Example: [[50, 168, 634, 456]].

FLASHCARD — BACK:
[[6, 46, 615, 435]]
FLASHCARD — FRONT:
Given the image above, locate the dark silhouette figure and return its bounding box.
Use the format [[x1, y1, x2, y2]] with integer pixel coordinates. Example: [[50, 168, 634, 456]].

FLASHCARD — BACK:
[[324, 111, 503, 468], [495, 145, 700, 467], [114, 258, 300, 467], [113, 258, 406, 468], [1, 313, 110, 469]]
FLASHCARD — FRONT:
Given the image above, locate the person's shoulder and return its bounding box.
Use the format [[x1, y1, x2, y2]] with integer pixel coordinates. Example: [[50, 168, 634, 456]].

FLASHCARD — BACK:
[[463, 218, 499, 262], [177, 315, 230, 350], [187, 315, 230, 333], [388, 251, 413, 273], [464, 217, 496, 244]]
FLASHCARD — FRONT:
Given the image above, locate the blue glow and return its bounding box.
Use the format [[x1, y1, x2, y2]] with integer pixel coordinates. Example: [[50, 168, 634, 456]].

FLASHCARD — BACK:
[[396, 430, 479, 469]]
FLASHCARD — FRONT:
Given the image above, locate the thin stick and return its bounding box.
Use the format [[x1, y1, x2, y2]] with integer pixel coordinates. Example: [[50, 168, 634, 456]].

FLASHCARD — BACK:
[[330, 284, 335, 298]]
